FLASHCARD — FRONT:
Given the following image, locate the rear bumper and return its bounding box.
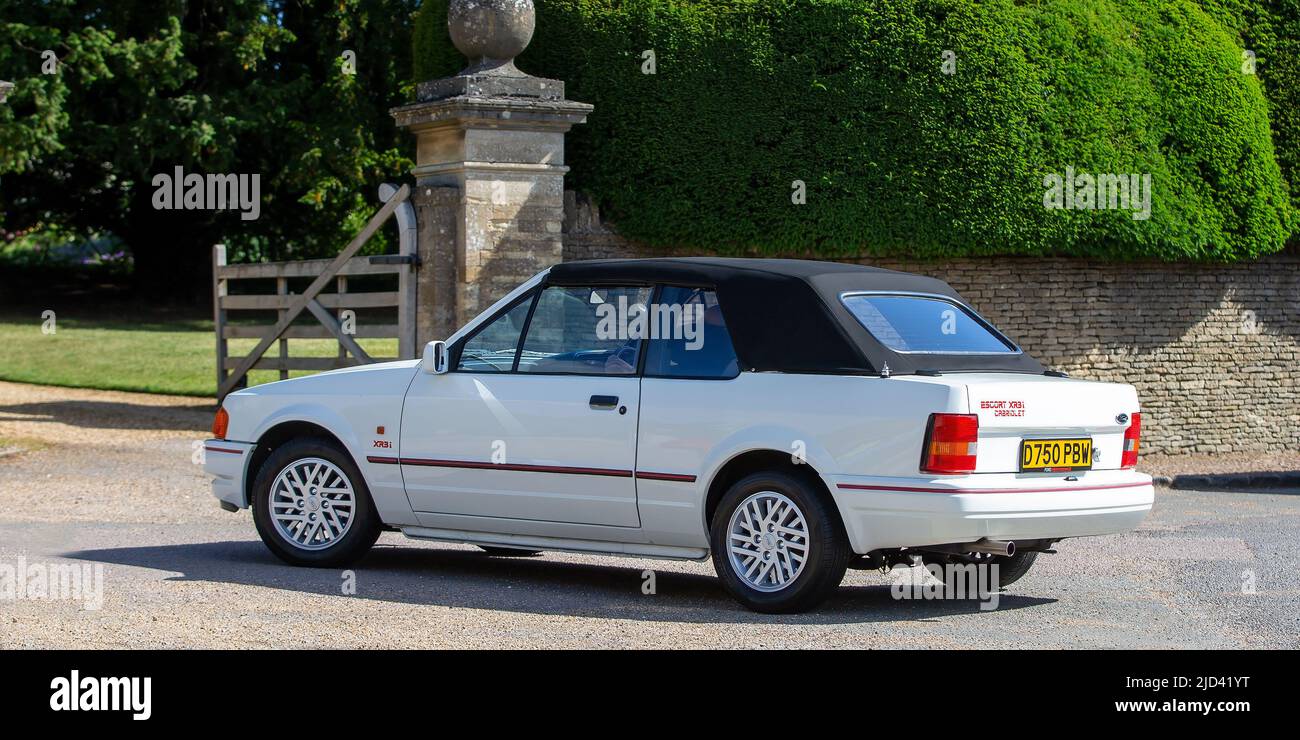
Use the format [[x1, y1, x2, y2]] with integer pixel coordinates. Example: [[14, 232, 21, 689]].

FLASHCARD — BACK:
[[828, 469, 1154, 554], [203, 439, 255, 510]]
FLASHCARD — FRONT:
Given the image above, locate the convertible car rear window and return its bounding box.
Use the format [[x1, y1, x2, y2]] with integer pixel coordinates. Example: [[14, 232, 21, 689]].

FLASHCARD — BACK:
[[840, 294, 1018, 354]]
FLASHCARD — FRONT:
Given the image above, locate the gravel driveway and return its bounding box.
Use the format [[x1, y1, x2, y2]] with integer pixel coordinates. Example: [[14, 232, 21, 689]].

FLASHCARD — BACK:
[[1, 380, 1297, 649]]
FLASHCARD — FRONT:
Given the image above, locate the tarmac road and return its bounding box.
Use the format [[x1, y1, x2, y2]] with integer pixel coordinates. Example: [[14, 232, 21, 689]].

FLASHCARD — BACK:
[[1, 380, 1297, 649]]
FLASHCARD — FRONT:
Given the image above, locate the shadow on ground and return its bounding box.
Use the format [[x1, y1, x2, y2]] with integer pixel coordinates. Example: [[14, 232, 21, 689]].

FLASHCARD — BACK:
[[0, 399, 210, 431], [66, 540, 1054, 625]]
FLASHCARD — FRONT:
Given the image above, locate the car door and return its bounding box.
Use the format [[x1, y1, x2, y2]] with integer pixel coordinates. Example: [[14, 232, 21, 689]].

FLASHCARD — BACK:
[[399, 284, 651, 527]]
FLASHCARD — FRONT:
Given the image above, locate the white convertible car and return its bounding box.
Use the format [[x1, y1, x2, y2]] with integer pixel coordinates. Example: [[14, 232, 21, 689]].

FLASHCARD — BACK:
[[205, 258, 1153, 612]]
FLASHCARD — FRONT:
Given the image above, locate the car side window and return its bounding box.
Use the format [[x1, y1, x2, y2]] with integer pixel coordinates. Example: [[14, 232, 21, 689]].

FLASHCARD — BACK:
[[456, 296, 533, 372], [644, 287, 739, 379], [518, 285, 652, 375]]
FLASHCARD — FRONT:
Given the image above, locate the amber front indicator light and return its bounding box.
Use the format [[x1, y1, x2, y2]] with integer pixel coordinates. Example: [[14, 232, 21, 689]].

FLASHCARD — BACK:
[[1121, 412, 1141, 469], [922, 413, 979, 474], [212, 407, 229, 440]]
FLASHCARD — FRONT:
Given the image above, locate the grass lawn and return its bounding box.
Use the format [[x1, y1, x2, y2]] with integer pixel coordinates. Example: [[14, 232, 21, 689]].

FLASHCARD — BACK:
[[0, 311, 400, 397]]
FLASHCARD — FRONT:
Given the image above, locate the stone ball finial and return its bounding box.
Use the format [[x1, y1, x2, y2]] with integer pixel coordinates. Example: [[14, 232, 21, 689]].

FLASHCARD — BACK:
[[449, 0, 535, 73]]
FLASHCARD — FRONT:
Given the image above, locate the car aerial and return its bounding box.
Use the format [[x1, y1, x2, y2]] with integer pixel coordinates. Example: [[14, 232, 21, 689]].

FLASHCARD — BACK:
[[204, 258, 1154, 613]]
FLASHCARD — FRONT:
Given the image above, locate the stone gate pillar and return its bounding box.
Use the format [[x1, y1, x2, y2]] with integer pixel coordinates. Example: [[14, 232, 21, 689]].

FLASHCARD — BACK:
[[392, 0, 593, 344], [0, 81, 13, 103]]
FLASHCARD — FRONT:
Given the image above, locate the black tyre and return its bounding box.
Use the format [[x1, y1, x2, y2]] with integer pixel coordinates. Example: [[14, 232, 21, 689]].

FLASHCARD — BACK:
[[992, 550, 1038, 588], [251, 437, 382, 567], [920, 549, 1039, 589], [477, 546, 542, 557], [710, 471, 852, 613]]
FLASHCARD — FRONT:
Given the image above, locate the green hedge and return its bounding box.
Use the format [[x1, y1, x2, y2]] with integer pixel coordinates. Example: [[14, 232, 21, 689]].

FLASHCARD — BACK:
[[1272, 2, 1300, 229], [412, 0, 461, 81], [1253, 0, 1300, 239], [415, 0, 1298, 261]]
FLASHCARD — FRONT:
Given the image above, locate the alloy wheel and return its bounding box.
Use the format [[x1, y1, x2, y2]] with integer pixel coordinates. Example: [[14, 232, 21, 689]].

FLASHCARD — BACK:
[[268, 457, 356, 551], [726, 490, 810, 592]]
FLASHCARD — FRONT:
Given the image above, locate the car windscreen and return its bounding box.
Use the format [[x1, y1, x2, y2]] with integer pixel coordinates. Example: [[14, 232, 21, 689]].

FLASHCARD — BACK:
[[840, 294, 1018, 354]]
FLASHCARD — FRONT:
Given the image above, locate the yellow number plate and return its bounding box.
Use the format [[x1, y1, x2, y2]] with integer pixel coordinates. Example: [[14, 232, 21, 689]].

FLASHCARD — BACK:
[[1020, 438, 1093, 473]]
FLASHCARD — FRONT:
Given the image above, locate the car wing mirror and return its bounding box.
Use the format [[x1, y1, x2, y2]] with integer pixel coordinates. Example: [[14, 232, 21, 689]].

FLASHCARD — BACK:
[[422, 340, 449, 375]]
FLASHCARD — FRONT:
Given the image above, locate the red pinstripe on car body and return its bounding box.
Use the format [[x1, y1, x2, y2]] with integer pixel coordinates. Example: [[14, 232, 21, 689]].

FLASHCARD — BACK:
[[366, 455, 695, 483]]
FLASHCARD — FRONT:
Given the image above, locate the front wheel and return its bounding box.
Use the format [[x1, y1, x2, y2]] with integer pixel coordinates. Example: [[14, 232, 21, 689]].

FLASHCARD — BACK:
[[710, 471, 851, 613], [252, 437, 382, 567]]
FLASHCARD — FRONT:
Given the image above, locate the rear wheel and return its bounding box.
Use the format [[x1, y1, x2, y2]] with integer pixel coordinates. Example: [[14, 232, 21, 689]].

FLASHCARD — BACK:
[[992, 550, 1038, 588], [710, 471, 851, 613], [252, 437, 382, 567], [921, 550, 1039, 589]]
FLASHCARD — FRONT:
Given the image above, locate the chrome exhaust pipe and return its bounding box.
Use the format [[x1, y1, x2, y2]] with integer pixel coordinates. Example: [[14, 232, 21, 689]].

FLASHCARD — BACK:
[[964, 538, 1015, 557], [914, 539, 1017, 558]]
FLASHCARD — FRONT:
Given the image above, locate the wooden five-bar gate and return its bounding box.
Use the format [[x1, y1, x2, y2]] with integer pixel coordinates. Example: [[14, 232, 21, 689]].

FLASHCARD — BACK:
[[213, 183, 417, 400]]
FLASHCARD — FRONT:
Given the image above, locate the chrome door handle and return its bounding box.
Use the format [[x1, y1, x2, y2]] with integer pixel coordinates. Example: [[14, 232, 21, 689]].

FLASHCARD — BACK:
[[589, 395, 619, 410]]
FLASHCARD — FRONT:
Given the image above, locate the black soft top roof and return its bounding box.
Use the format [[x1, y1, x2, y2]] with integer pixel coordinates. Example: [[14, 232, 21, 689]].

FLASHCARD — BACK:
[[546, 258, 1044, 376]]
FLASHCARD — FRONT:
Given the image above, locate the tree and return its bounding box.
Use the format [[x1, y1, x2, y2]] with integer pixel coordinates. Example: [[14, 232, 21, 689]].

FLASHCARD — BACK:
[[0, 0, 417, 300]]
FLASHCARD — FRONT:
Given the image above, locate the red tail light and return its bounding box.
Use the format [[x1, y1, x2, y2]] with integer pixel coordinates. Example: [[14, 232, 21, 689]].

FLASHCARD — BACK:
[[922, 413, 979, 474], [212, 407, 229, 440], [1121, 412, 1141, 469]]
